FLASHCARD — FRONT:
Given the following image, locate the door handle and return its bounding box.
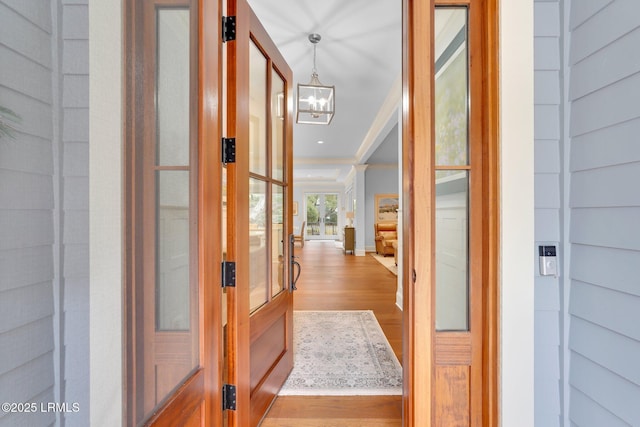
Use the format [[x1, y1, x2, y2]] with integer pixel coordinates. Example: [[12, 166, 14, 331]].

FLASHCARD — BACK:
[[289, 234, 301, 291], [291, 260, 301, 291]]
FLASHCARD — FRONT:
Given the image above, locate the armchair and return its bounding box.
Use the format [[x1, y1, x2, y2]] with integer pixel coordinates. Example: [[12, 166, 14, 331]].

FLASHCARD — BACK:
[[374, 222, 397, 257], [293, 221, 306, 247]]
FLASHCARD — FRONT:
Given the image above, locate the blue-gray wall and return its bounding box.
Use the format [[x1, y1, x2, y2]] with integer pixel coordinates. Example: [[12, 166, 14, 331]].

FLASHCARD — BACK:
[[59, 1, 89, 425], [567, 1, 640, 425], [0, 1, 89, 426], [535, 1, 640, 425], [0, 2, 57, 425], [364, 128, 399, 250], [534, 0, 563, 425], [364, 166, 399, 249]]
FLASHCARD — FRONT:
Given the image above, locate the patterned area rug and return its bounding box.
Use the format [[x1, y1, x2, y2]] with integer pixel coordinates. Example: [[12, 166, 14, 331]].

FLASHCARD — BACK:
[[371, 253, 398, 276], [279, 310, 402, 396]]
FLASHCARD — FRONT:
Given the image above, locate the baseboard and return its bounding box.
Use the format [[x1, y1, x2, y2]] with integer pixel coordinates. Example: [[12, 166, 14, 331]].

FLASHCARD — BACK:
[[395, 294, 403, 311], [355, 249, 366, 257]]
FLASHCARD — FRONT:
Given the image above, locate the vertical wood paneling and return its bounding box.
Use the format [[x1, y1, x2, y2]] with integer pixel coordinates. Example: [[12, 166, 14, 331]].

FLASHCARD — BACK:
[[568, 2, 640, 425]]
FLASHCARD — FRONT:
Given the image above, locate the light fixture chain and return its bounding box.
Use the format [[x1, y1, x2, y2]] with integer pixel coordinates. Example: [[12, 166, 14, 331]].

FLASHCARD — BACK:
[[313, 43, 317, 74]]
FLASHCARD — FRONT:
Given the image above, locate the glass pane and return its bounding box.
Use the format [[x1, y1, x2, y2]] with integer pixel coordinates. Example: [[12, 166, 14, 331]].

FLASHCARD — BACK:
[[435, 7, 468, 166], [435, 171, 469, 331], [324, 194, 338, 236], [306, 194, 320, 236], [157, 9, 190, 166], [272, 69, 285, 181], [156, 171, 191, 331], [250, 41, 267, 176], [249, 178, 268, 312], [272, 185, 285, 297]]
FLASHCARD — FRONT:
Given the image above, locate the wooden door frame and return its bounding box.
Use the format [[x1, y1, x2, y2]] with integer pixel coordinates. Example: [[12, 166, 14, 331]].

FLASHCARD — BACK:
[[123, 0, 223, 424], [401, 0, 499, 425], [198, 0, 224, 425]]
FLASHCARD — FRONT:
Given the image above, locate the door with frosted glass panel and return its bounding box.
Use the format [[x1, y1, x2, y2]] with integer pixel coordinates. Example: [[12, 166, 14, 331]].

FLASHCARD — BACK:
[[142, 5, 200, 422], [224, 0, 295, 425], [125, 0, 222, 425], [405, 2, 496, 425]]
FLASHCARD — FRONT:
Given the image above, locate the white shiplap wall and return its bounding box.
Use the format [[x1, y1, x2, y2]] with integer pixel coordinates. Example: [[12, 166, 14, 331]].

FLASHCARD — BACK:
[[534, 0, 562, 425], [568, 0, 640, 425], [0, 1, 56, 426]]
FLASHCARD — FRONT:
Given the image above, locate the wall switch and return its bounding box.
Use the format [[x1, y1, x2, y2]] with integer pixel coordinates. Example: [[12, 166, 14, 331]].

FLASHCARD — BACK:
[[539, 245, 557, 277]]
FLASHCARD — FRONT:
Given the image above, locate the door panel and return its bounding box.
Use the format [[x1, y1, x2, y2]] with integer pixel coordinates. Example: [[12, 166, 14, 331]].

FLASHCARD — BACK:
[[225, 1, 294, 425], [403, 0, 498, 425], [434, 366, 470, 427], [140, 0, 200, 421], [125, 0, 223, 424]]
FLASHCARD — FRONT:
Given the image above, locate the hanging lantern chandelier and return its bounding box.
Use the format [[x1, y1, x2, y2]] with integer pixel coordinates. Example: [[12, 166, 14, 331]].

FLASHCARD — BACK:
[[296, 33, 335, 125]]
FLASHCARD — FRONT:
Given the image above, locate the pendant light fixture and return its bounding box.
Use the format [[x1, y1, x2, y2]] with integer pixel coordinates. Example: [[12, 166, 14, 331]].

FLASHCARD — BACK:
[[296, 33, 335, 125]]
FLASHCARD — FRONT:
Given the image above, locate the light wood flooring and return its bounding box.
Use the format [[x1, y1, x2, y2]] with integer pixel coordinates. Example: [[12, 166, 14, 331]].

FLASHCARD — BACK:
[[260, 240, 403, 427]]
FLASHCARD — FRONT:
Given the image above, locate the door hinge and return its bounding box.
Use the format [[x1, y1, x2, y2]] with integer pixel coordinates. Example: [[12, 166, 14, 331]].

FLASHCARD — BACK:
[[222, 137, 236, 164], [222, 16, 236, 42], [221, 261, 236, 288], [222, 384, 237, 410]]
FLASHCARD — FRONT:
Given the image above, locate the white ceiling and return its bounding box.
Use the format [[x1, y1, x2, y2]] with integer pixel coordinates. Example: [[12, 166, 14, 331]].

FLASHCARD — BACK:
[[247, 0, 402, 183]]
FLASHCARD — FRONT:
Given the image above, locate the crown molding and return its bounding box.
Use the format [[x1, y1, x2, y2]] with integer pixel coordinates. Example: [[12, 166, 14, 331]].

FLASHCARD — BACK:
[[354, 73, 402, 164]]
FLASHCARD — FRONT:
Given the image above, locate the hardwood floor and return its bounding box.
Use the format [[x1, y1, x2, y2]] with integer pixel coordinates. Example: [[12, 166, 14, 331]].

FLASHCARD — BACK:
[[260, 240, 403, 426]]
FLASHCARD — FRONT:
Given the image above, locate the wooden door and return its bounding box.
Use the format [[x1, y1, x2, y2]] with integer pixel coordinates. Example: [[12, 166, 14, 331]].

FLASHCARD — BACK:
[[124, 0, 223, 425], [402, 0, 499, 425], [224, 1, 295, 425]]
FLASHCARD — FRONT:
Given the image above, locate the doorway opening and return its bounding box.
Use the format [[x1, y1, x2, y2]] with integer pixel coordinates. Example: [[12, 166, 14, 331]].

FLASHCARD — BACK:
[[261, 240, 404, 424], [304, 193, 340, 240]]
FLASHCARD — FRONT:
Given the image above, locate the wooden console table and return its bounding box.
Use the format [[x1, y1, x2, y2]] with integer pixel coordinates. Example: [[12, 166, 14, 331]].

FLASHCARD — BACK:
[[343, 227, 355, 255]]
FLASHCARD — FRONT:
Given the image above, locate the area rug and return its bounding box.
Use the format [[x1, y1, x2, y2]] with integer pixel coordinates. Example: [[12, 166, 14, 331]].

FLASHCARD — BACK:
[[371, 253, 398, 276], [279, 310, 402, 396]]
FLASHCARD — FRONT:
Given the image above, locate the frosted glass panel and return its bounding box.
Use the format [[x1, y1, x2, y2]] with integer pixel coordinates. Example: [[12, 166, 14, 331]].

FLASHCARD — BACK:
[[435, 7, 468, 166], [249, 178, 268, 312], [435, 171, 469, 331], [272, 185, 285, 297], [156, 171, 190, 330], [250, 41, 267, 175], [272, 69, 285, 181], [157, 9, 190, 166]]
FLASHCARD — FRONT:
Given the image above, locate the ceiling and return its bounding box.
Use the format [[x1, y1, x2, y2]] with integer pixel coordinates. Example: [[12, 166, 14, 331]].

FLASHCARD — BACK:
[[247, 0, 402, 184]]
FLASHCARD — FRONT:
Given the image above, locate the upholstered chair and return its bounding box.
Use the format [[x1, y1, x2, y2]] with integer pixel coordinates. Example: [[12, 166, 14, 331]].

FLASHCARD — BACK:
[[374, 222, 397, 257]]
